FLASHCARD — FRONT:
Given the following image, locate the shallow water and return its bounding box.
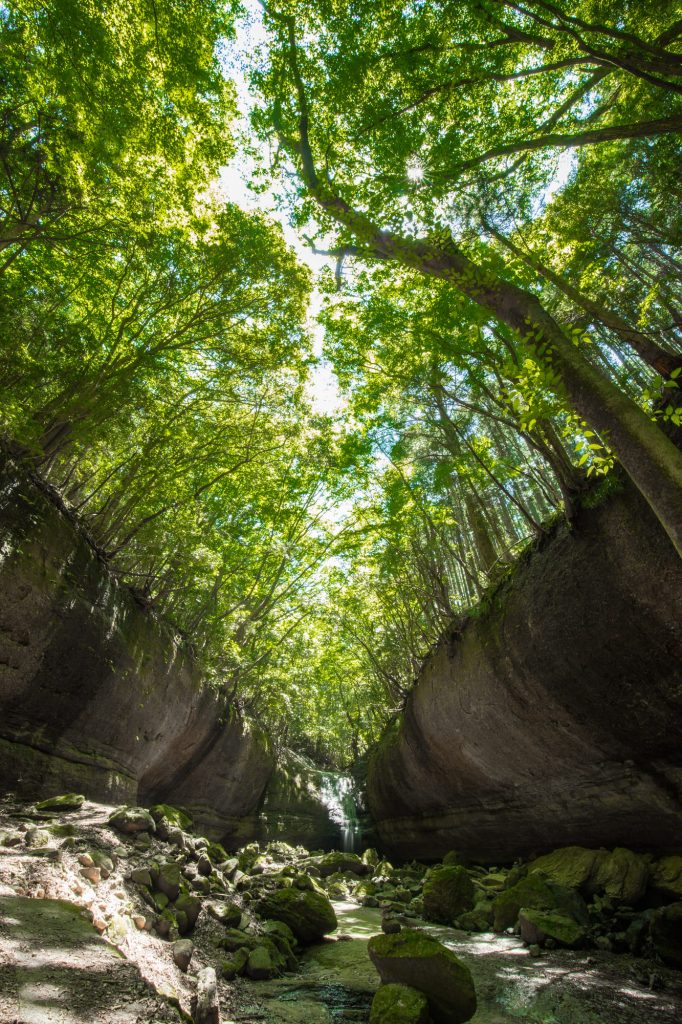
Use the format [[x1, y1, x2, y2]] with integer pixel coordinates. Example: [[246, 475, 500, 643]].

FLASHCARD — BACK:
[[251, 900, 682, 1024]]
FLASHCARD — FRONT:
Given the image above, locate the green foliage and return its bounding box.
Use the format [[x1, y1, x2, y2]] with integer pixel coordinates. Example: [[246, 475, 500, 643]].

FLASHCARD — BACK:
[[1, 0, 681, 766]]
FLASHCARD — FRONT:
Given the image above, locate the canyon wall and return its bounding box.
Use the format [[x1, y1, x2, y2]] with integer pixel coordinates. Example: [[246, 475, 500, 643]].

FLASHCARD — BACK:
[[0, 466, 273, 845], [367, 482, 682, 863]]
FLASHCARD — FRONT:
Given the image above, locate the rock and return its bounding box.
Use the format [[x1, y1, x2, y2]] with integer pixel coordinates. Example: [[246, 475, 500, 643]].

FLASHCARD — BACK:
[[133, 914, 147, 930], [108, 806, 156, 835], [78, 853, 94, 868], [151, 861, 182, 901], [592, 848, 649, 905], [528, 846, 606, 893], [247, 945, 275, 980], [197, 854, 213, 877], [150, 804, 193, 831], [368, 928, 476, 1024], [649, 856, 682, 901], [456, 902, 493, 932], [518, 909, 587, 948], [317, 852, 368, 877], [89, 849, 114, 879], [191, 966, 220, 1024], [207, 901, 242, 927], [651, 902, 682, 969], [370, 983, 431, 1024], [492, 873, 589, 931], [257, 888, 337, 943], [442, 851, 465, 867], [423, 866, 475, 925], [24, 828, 50, 848], [528, 943, 541, 957], [176, 892, 202, 931], [35, 793, 85, 812], [131, 867, 153, 887], [382, 915, 402, 934], [221, 946, 250, 980], [362, 847, 379, 867], [81, 865, 101, 884], [172, 938, 194, 972]]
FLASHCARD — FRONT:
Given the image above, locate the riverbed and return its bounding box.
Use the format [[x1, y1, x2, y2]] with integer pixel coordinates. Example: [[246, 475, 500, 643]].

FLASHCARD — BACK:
[[248, 900, 682, 1024]]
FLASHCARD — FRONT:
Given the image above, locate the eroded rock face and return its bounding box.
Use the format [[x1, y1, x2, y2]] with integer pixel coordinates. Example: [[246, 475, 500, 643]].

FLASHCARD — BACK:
[[367, 483, 682, 863], [0, 468, 273, 843]]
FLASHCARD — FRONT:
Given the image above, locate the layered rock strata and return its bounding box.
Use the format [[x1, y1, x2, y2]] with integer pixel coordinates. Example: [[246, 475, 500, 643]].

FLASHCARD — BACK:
[[367, 482, 682, 862], [0, 466, 273, 843]]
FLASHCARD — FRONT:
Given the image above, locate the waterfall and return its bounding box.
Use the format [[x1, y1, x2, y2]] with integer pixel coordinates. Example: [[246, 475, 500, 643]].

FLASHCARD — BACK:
[[318, 773, 360, 852]]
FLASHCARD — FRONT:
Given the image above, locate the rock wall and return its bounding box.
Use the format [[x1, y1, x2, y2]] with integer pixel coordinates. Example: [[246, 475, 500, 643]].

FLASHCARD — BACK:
[[0, 466, 273, 844], [367, 482, 682, 864]]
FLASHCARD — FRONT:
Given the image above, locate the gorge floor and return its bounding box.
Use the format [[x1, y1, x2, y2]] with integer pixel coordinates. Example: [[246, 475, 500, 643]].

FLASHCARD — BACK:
[[1, 799, 681, 1024]]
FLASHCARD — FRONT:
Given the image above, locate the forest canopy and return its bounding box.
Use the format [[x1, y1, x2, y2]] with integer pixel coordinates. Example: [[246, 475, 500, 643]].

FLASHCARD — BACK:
[[1, 0, 681, 767]]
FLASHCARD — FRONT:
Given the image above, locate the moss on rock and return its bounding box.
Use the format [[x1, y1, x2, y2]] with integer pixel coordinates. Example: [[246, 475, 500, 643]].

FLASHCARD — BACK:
[[368, 928, 476, 1024], [423, 866, 475, 925], [370, 983, 431, 1024], [256, 887, 337, 943]]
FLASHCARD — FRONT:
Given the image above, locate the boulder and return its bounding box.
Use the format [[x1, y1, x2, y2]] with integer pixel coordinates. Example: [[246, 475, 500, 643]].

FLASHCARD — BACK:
[[591, 848, 649, 905], [221, 946, 250, 980], [172, 938, 194, 972], [370, 983, 431, 1024], [442, 851, 465, 867], [257, 888, 337, 943], [206, 901, 242, 928], [175, 892, 202, 931], [246, 945, 276, 980], [109, 807, 156, 835], [131, 867, 152, 887], [518, 909, 587, 948], [650, 856, 682, 901], [651, 902, 682, 969], [35, 793, 85, 812], [368, 928, 476, 1024], [423, 866, 475, 925], [317, 852, 368, 877], [150, 803, 193, 831], [151, 862, 181, 901], [528, 845, 649, 905], [191, 966, 220, 1024], [456, 902, 493, 932], [492, 873, 588, 931]]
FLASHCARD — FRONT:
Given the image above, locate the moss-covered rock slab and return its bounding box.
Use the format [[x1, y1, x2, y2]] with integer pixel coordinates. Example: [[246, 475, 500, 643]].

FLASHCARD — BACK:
[[370, 983, 431, 1023], [256, 888, 337, 943], [423, 865, 475, 925], [492, 873, 588, 931], [368, 928, 476, 1024]]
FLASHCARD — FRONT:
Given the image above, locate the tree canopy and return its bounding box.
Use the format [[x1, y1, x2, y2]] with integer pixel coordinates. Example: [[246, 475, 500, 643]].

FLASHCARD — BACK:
[[1, 0, 681, 767]]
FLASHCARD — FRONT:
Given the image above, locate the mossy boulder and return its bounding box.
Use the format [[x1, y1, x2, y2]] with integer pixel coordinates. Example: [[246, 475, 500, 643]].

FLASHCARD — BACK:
[[423, 866, 475, 925], [150, 804, 193, 832], [247, 945, 276, 980], [518, 909, 587, 948], [456, 902, 493, 932], [528, 846, 648, 904], [492, 873, 588, 931], [257, 887, 337, 943], [442, 851, 465, 867], [370, 983, 431, 1024], [206, 901, 242, 928], [150, 861, 181, 901], [175, 892, 202, 931], [221, 946, 250, 980], [650, 856, 682, 901], [317, 852, 368, 877], [108, 806, 156, 835], [36, 793, 85, 812], [651, 902, 682, 969], [368, 929, 476, 1024]]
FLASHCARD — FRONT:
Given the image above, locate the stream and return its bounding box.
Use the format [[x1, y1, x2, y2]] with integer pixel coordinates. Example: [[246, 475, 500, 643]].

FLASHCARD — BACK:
[[249, 901, 682, 1024]]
